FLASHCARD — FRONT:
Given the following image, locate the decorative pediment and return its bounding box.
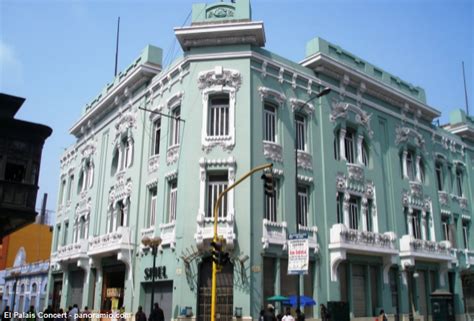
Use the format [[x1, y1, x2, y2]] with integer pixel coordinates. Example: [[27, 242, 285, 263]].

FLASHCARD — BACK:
[[81, 138, 97, 159], [330, 102, 373, 137], [395, 126, 425, 149], [206, 5, 235, 18], [258, 87, 286, 106], [114, 110, 137, 142], [290, 99, 314, 116], [167, 91, 184, 109], [197, 66, 241, 91]]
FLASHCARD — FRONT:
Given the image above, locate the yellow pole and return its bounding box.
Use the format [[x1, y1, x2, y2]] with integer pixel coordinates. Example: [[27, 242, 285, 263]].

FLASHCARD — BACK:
[[211, 163, 273, 321]]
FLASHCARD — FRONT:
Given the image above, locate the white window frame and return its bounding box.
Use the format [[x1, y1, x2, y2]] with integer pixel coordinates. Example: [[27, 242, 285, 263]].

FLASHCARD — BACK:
[[435, 162, 444, 191], [406, 151, 415, 181], [263, 103, 277, 143], [456, 168, 463, 197], [206, 173, 228, 218], [168, 180, 178, 222], [442, 217, 449, 241], [201, 87, 236, 152], [149, 188, 157, 227], [297, 185, 309, 227], [344, 130, 355, 164], [462, 221, 469, 249], [207, 95, 230, 138], [295, 114, 307, 152], [153, 118, 161, 156], [411, 210, 422, 240], [348, 197, 359, 230], [264, 178, 278, 222], [170, 106, 181, 147]]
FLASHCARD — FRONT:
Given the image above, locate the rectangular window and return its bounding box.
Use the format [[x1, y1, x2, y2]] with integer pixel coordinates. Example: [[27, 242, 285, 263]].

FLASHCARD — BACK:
[[449, 219, 457, 248], [349, 197, 359, 229], [366, 200, 373, 232], [170, 107, 181, 146], [297, 185, 309, 226], [208, 96, 229, 137], [62, 222, 69, 246], [168, 180, 178, 222], [462, 221, 469, 249], [67, 175, 74, 201], [344, 131, 355, 163], [153, 119, 161, 156], [55, 225, 61, 251], [362, 140, 368, 167], [264, 178, 278, 222], [456, 169, 463, 197], [412, 210, 421, 239], [148, 188, 157, 227], [123, 140, 131, 169], [206, 173, 228, 218], [435, 163, 443, 191], [406, 152, 415, 180], [295, 114, 307, 151], [336, 193, 343, 223], [59, 179, 66, 205], [263, 104, 277, 142], [442, 217, 449, 241]]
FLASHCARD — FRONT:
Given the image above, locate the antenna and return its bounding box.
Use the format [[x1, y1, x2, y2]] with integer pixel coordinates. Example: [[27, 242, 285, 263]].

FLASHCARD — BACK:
[[114, 17, 120, 77], [462, 61, 470, 115]]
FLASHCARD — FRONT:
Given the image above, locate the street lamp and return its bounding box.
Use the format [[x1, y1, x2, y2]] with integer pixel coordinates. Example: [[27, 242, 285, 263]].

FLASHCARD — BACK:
[[293, 87, 331, 311], [142, 236, 162, 317]]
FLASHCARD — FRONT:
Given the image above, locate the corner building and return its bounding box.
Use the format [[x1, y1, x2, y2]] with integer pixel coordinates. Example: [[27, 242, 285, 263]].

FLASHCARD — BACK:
[[48, 1, 474, 320]]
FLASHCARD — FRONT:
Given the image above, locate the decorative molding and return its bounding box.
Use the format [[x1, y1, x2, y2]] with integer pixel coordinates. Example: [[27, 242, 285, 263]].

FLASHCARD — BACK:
[[330, 102, 373, 137], [206, 6, 235, 18], [148, 104, 164, 122], [297, 174, 314, 184], [297, 151, 313, 170], [109, 172, 132, 206], [262, 219, 288, 250], [198, 66, 241, 153], [347, 163, 364, 182], [438, 191, 449, 207], [166, 145, 180, 165], [114, 109, 137, 144], [81, 139, 97, 159], [395, 126, 425, 149], [145, 178, 158, 189], [164, 170, 178, 181], [263, 141, 283, 163], [166, 91, 184, 109], [290, 98, 314, 116], [197, 66, 241, 91], [148, 155, 160, 174], [258, 87, 286, 106]]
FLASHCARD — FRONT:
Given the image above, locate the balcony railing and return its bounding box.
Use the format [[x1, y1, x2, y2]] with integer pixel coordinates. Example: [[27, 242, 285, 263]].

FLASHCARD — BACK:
[[56, 239, 88, 262], [329, 224, 398, 255], [298, 224, 319, 253], [262, 219, 287, 249], [140, 227, 155, 240], [194, 215, 235, 250], [399, 234, 452, 262], [159, 220, 176, 250], [88, 226, 132, 256]]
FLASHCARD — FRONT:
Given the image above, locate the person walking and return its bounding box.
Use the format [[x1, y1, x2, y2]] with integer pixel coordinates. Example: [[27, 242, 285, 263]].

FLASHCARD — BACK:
[[263, 304, 277, 321], [281, 308, 294, 321], [378, 309, 388, 321], [2, 306, 11, 321], [149, 303, 164, 321], [26, 306, 36, 321], [136, 306, 147, 321], [295, 309, 304, 321]]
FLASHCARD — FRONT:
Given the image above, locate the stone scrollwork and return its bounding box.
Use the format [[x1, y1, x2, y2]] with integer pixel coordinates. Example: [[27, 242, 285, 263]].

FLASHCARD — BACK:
[[197, 67, 241, 91], [347, 163, 364, 182], [263, 141, 283, 163], [290, 99, 314, 116], [148, 155, 160, 174], [166, 145, 180, 165], [297, 151, 313, 170], [438, 191, 449, 206], [81, 139, 97, 158], [206, 6, 235, 19], [114, 110, 137, 144], [395, 126, 425, 149], [258, 87, 286, 106], [330, 102, 373, 137]]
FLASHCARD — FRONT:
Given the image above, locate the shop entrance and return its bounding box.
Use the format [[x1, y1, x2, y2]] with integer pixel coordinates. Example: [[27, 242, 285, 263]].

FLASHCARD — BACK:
[[142, 281, 173, 321], [52, 276, 63, 311], [197, 257, 233, 321], [101, 264, 125, 312], [69, 270, 85, 309]]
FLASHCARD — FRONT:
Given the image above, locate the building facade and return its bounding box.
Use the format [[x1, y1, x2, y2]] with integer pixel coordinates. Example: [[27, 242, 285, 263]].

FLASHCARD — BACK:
[[0, 93, 52, 238], [48, 1, 474, 321]]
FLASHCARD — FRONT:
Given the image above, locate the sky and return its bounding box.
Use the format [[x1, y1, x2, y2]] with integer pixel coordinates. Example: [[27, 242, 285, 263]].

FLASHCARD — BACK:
[[0, 0, 472, 213]]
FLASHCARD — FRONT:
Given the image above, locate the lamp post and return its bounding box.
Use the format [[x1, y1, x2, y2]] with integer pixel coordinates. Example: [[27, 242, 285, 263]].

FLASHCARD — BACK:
[[142, 236, 162, 317], [293, 87, 331, 311]]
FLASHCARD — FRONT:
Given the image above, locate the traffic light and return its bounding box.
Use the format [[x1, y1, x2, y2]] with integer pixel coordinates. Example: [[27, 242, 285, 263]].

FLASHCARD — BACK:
[[210, 238, 230, 270], [261, 172, 275, 196]]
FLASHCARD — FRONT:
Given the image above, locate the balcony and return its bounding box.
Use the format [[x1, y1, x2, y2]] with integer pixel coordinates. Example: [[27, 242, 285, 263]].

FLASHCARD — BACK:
[[159, 220, 176, 250], [88, 226, 133, 257], [298, 224, 319, 253], [399, 234, 452, 263], [328, 224, 398, 282], [195, 216, 235, 250], [0, 180, 38, 235], [262, 219, 287, 249], [56, 239, 88, 263], [140, 227, 155, 240]]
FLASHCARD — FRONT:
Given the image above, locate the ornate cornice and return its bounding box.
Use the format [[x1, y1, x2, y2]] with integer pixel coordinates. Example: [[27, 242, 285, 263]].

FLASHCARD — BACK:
[[263, 141, 283, 163], [330, 101, 373, 137], [395, 126, 425, 149], [258, 87, 286, 105], [197, 66, 241, 91]]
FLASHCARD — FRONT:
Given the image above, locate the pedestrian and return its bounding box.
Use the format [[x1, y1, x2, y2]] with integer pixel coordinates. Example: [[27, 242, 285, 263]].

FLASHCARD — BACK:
[[82, 306, 90, 321], [263, 304, 276, 321], [26, 306, 36, 321], [43, 305, 54, 321], [295, 309, 304, 321], [55, 309, 67, 321], [320, 304, 329, 321], [136, 306, 147, 321], [2, 306, 11, 321], [378, 309, 387, 321], [68, 304, 79, 321], [149, 303, 164, 321], [281, 308, 294, 321]]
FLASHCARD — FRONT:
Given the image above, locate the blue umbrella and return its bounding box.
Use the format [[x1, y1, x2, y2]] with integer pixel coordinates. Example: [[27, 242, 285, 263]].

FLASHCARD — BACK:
[[285, 295, 317, 307]]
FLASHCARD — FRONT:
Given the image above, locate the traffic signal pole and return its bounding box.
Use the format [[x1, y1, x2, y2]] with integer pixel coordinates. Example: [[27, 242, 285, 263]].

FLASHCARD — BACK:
[[211, 162, 274, 321]]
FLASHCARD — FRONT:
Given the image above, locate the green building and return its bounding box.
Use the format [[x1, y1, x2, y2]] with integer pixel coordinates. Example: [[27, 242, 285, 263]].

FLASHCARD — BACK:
[[48, 1, 474, 321]]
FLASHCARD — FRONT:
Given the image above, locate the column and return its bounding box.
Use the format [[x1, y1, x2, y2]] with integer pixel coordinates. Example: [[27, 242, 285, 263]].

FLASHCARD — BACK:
[[357, 134, 364, 165], [402, 150, 408, 179], [421, 210, 427, 240], [407, 208, 414, 237], [339, 128, 347, 161], [415, 154, 422, 182], [343, 192, 350, 228], [361, 198, 368, 231]]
